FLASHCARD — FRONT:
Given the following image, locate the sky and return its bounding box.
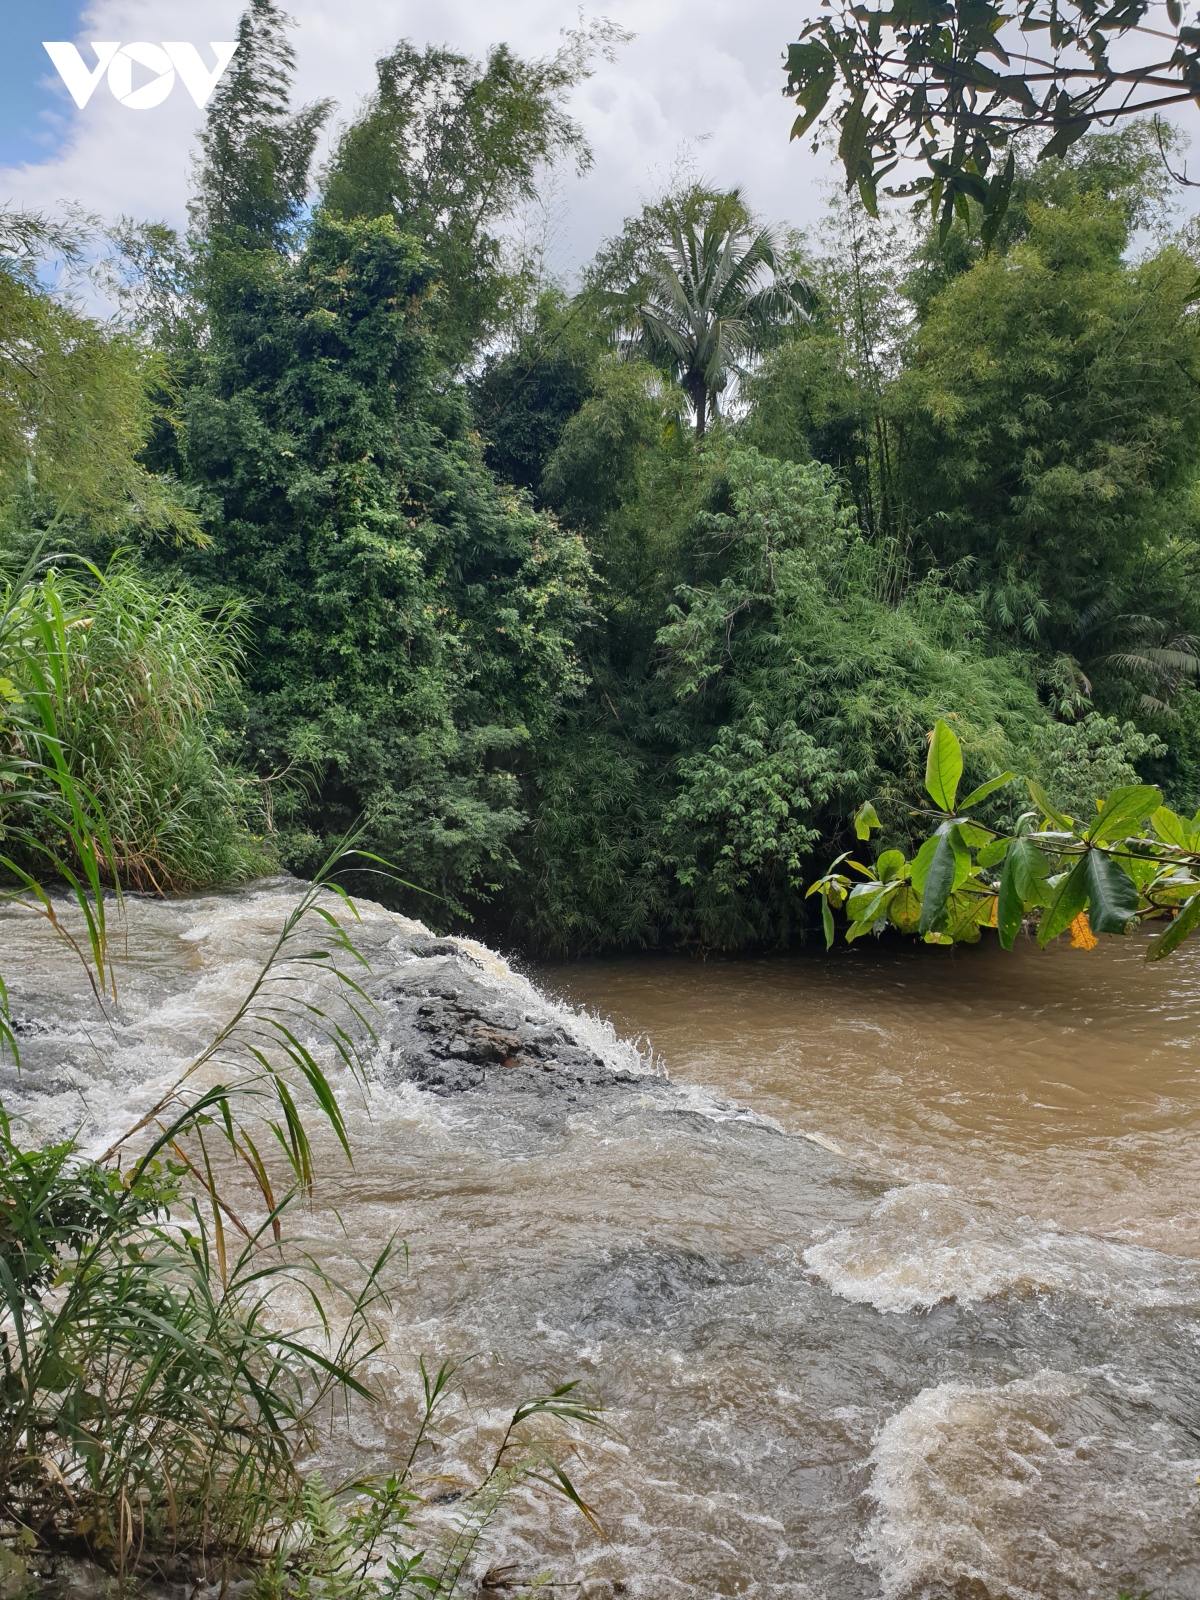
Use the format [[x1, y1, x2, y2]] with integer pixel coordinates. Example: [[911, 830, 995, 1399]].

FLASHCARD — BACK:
[[0, 0, 842, 282]]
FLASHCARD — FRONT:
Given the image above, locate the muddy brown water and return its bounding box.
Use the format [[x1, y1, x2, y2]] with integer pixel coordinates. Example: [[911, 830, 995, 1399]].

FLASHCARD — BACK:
[[3, 889, 1199, 1599], [537, 930, 1200, 1263]]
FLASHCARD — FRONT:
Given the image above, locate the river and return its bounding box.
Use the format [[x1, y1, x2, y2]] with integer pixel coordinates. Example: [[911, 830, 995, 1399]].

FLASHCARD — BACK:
[[2, 886, 1199, 1599]]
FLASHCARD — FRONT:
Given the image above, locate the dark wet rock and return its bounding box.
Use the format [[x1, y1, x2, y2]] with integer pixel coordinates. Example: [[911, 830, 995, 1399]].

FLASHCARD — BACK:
[[367, 942, 651, 1102]]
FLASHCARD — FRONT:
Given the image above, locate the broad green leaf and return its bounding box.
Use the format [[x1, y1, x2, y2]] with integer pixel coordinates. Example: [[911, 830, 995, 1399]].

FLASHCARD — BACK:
[[887, 884, 922, 933], [980, 150, 1016, 250], [1147, 890, 1200, 961], [996, 848, 1027, 949], [912, 823, 970, 895], [785, 42, 836, 139], [925, 719, 963, 812], [1087, 785, 1160, 845], [1151, 806, 1193, 851], [943, 889, 988, 943], [976, 836, 1012, 869], [1026, 778, 1071, 828], [1008, 835, 1053, 904], [1083, 849, 1139, 935], [875, 848, 907, 882], [854, 801, 881, 840], [847, 882, 887, 921], [918, 830, 961, 933], [956, 821, 993, 849], [1121, 850, 1164, 891], [821, 894, 834, 952], [958, 771, 1017, 809], [911, 830, 942, 895], [1037, 856, 1089, 946], [838, 89, 873, 184], [845, 886, 895, 938]]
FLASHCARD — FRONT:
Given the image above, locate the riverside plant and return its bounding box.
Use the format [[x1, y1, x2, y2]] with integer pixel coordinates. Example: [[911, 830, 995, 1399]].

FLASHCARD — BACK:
[[810, 717, 1200, 959], [0, 561, 604, 1591], [0, 858, 604, 1591], [1, 553, 273, 897]]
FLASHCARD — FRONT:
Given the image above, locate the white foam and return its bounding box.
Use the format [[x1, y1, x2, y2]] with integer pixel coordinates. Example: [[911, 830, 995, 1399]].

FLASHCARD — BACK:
[[805, 1183, 1200, 1314], [866, 1370, 1200, 1599]]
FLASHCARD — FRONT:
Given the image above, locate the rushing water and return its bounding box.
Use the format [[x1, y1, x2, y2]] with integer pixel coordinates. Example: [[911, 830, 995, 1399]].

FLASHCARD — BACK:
[[539, 932, 1200, 1262], [3, 888, 1200, 1599]]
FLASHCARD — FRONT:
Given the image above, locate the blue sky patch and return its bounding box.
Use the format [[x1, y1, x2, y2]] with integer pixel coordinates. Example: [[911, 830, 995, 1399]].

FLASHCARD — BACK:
[[1, 1, 90, 170]]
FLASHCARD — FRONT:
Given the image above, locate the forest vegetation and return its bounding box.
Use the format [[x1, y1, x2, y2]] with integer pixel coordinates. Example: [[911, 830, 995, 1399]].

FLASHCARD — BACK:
[[5, 0, 1200, 1584], [5, 0, 1200, 961]]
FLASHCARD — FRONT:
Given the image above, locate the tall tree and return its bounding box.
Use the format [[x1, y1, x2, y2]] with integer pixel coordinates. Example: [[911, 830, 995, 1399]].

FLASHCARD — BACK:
[[321, 23, 627, 365], [892, 188, 1200, 646], [615, 190, 814, 438], [192, 0, 330, 251], [0, 209, 197, 545], [155, 212, 590, 915]]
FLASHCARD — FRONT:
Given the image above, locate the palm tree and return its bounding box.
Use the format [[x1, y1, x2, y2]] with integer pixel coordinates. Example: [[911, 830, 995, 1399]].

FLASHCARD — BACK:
[[622, 191, 814, 438]]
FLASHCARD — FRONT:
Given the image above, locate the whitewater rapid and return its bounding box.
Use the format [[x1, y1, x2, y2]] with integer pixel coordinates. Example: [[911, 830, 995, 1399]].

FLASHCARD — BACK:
[[3, 882, 1198, 1598]]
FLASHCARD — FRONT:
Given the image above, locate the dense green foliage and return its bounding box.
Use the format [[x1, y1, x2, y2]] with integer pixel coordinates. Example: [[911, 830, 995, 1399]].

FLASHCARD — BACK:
[[895, 194, 1200, 645], [1, 563, 270, 893], [8, 0, 1200, 961], [156, 213, 589, 909], [321, 24, 625, 366]]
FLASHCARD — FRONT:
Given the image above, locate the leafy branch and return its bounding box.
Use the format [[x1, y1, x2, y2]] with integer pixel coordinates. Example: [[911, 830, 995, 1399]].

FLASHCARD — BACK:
[[810, 717, 1200, 959]]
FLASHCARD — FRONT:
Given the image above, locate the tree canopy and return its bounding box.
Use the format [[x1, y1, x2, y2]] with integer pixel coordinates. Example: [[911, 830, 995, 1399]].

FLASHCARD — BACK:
[[784, 0, 1200, 229], [613, 189, 815, 438], [13, 0, 1200, 961]]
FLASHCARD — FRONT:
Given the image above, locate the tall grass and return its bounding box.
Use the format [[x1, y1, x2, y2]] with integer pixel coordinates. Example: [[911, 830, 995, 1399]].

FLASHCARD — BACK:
[[0, 1118, 388, 1575], [0, 554, 121, 1056], [1, 556, 273, 895]]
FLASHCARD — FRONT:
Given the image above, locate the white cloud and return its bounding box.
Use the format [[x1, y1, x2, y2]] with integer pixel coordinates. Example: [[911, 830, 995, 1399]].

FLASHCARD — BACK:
[[3, 0, 838, 276]]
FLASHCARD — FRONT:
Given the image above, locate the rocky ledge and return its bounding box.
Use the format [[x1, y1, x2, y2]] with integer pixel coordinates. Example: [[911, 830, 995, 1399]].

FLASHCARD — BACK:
[[366, 930, 659, 1103]]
